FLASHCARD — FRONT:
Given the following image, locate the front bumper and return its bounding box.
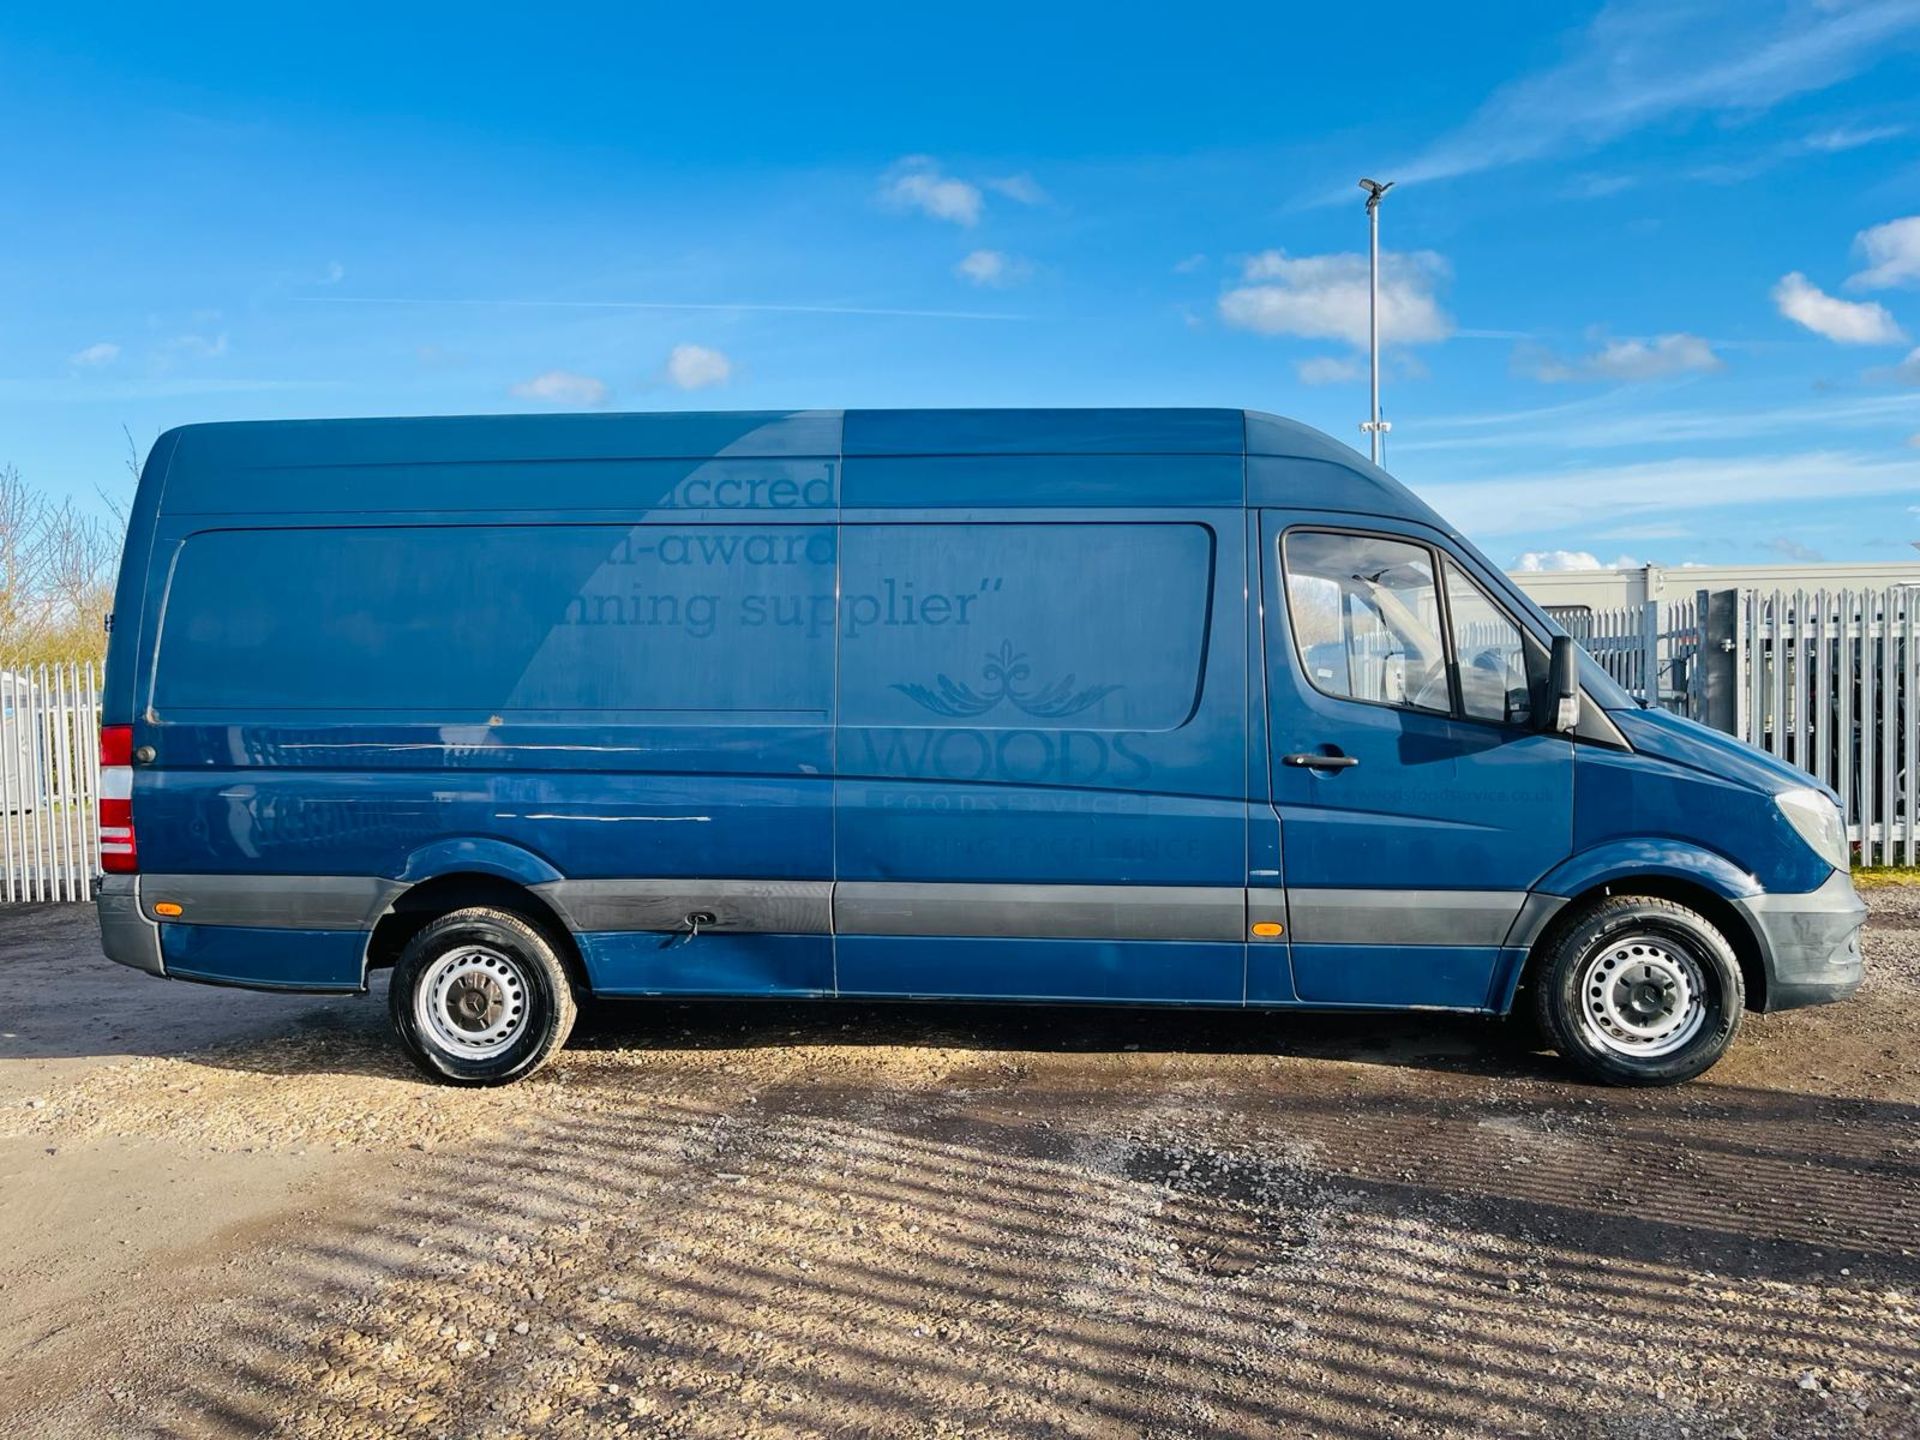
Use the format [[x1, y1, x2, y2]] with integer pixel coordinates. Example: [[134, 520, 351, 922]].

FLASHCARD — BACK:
[[96, 873, 165, 976], [1733, 868, 1868, 1012]]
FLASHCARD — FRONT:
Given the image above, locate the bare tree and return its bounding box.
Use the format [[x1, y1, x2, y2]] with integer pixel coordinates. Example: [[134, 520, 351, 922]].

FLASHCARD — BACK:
[[0, 462, 126, 666]]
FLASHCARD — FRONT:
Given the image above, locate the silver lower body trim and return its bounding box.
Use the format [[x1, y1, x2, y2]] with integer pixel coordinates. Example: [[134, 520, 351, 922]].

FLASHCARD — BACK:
[[138, 873, 404, 930], [110, 874, 1547, 951], [1285, 888, 1528, 947], [96, 874, 165, 975], [834, 880, 1245, 943], [533, 878, 832, 935]]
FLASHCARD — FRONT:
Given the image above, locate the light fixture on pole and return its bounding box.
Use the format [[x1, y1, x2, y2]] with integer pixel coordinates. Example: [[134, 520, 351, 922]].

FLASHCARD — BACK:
[[1358, 177, 1394, 466]]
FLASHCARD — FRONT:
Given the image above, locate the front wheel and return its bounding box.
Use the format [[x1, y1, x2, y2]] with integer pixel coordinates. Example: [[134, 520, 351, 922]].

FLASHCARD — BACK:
[[1534, 895, 1744, 1086], [389, 907, 578, 1085]]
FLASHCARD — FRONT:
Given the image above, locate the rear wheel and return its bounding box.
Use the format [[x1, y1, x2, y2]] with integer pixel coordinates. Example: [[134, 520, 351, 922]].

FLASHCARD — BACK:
[[1534, 895, 1744, 1086], [388, 907, 577, 1085]]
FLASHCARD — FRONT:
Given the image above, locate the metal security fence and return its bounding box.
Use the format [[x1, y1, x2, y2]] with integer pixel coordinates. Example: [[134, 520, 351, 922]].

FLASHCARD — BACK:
[[1546, 598, 1704, 717], [1, 662, 102, 902], [1737, 588, 1915, 868]]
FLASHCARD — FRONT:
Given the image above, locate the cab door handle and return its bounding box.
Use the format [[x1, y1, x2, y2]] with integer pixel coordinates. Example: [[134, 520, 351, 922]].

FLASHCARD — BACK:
[[1283, 752, 1359, 770]]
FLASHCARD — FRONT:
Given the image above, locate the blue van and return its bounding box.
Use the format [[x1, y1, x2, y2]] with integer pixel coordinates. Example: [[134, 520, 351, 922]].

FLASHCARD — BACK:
[[95, 409, 1865, 1086]]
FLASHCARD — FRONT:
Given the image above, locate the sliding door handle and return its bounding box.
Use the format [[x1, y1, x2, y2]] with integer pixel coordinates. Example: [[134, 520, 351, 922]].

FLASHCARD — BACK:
[[1283, 752, 1360, 771]]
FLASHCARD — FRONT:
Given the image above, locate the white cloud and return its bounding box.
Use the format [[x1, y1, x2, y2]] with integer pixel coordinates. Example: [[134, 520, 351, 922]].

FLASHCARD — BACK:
[[1893, 348, 1920, 384], [323, 260, 345, 284], [1521, 332, 1724, 383], [1402, 389, 1920, 455], [1173, 253, 1208, 274], [1848, 215, 1920, 289], [881, 157, 983, 226], [510, 369, 608, 407], [954, 249, 1030, 288], [69, 342, 119, 367], [985, 173, 1047, 206], [1429, 450, 1920, 538], [1772, 271, 1905, 344], [1296, 356, 1360, 385], [1381, 1, 1920, 190], [1798, 123, 1906, 154], [1763, 536, 1825, 562], [1219, 249, 1452, 348], [1564, 173, 1638, 199], [664, 343, 732, 390], [1511, 550, 1643, 572], [165, 332, 229, 359]]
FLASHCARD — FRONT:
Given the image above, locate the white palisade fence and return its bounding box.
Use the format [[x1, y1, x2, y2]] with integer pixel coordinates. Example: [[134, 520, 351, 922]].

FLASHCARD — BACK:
[[1738, 588, 1916, 868], [1, 662, 102, 902]]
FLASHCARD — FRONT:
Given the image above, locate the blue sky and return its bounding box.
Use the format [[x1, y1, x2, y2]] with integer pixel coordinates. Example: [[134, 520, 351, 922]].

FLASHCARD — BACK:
[[3, 0, 1919, 570]]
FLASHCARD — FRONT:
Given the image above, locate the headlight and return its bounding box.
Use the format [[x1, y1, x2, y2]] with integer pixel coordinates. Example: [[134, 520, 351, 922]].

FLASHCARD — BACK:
[[1775, 788, 1850, 871]]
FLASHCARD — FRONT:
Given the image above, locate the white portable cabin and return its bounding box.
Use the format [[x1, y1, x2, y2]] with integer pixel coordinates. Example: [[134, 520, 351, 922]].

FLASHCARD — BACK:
[[1, 670, 44, 814]]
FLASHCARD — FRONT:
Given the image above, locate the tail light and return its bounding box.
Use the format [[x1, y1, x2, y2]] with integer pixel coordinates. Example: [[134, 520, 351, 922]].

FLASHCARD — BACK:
[[99, 725, 137, 873]]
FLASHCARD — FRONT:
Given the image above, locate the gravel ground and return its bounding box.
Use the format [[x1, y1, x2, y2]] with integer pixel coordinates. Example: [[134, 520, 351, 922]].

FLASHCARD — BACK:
[[1, 888, 1917, 1439]]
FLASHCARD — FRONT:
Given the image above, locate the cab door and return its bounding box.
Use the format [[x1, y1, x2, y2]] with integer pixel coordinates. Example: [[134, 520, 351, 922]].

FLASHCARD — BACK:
[[1259, 512, 1574, 1010]]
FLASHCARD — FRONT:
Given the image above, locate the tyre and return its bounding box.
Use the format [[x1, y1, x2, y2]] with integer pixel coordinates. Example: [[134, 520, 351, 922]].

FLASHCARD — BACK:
[[388, 906, 578, 1085], [1533, 895, 1744, 1087]]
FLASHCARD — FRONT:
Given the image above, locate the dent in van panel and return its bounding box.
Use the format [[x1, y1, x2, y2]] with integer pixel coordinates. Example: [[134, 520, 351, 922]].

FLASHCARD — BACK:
[[133, 768, 832, 881], [578, 931, 832, 997], [153, 721, 833, 774]]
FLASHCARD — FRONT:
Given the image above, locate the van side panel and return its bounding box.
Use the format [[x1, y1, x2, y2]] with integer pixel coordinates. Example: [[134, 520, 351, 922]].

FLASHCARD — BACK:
[[133, 415, 842, 992], [161, 924, 366, 992], [103, 428, 181, 725], [830, 456, 1251, 1003]]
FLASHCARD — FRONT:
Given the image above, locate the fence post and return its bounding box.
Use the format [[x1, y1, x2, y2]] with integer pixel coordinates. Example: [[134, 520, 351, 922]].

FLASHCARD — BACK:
[[1641, 599, 1660, 707], [1699, 589, 1738, 734]]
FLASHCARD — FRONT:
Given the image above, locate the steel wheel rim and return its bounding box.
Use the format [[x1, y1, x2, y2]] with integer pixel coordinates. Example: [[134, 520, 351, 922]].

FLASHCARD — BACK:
[[415, 944, 531, 1060], [1577, 933, 1708, 1059]]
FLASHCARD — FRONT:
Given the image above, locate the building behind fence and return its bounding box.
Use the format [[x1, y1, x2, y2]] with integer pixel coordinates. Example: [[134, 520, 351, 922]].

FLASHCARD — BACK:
[[2, 581, 1915, 900]]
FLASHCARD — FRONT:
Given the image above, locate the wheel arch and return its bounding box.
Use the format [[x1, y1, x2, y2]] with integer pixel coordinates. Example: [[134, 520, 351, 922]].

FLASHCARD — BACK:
[[362, 871, 585, 990], [1522, 872, 1768, 1014]]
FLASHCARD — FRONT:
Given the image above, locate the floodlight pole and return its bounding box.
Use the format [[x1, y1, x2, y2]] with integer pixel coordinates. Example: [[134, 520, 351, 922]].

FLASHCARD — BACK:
[[1358, 177, 1394, 466]]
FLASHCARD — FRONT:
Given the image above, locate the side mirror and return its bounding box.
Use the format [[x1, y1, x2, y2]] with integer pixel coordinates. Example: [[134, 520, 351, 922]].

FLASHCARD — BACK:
[[1547, 635, 1581, 733]]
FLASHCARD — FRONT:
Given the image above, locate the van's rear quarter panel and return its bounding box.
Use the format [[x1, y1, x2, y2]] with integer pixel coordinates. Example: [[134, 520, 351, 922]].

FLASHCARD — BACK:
[[132, 424, 845, 995]]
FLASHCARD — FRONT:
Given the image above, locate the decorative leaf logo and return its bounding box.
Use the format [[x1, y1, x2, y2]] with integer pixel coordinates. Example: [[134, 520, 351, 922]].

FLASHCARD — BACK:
[[891, 640, 1122, 719]]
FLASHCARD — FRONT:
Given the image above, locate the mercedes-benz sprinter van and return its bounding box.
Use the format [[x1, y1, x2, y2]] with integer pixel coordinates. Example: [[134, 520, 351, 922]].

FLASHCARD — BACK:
[[96, 409, 1866, 1085]]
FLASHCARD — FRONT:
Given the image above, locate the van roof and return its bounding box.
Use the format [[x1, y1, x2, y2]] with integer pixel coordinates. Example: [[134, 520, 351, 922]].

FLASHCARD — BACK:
[[145, 408, 1444, 525]]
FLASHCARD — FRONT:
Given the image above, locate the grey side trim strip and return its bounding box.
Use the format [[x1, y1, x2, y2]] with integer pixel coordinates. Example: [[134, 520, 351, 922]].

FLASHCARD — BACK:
[[533, 878, 833, 935], [139, 874, 404, 930], [120, 873, 1544, 951], [97, 874, 165, 975], [1502, 892, 1569, 953], [836, 881, 1245, 943], [1286, 888, 1529, 947]]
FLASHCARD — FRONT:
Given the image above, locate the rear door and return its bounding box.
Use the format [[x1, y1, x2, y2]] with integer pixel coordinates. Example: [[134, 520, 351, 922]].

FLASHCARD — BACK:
[[1260, 511, 1574, 1009]]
